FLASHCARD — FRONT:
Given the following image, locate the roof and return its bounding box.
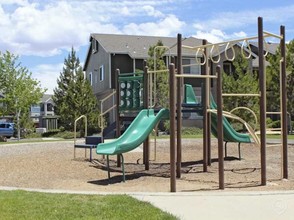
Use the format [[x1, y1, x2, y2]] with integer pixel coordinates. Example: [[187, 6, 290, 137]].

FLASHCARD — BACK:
[[83, 33, 204, 70], [41, 94, 53, 103], [249, 41, 279, 55]]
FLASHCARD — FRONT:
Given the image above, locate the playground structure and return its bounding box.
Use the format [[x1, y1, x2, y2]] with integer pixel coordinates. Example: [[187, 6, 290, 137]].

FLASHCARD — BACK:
[[74, 17, 288, 192], [168, 17, 288, 192]]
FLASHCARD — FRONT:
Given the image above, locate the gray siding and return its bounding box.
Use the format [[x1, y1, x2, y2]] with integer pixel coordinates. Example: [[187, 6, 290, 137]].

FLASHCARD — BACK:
[[110, 54, 133, 88], [86, 42, 111, 95]]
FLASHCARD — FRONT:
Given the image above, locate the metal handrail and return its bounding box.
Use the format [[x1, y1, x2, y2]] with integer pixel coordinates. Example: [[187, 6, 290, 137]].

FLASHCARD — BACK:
[[99, 90, 117, 133], [74, 115, 87, 159]]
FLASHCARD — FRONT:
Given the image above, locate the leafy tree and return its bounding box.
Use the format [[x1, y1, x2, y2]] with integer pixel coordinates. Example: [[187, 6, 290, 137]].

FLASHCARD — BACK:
[[222, 54, 259, 129], [266, 47, 281, 112], [147, 40, 169, 108], [286, 40, 294, 122], [0, 51, 45, 139], [53, 48, 99, 134], [266, 40, 294, 124]]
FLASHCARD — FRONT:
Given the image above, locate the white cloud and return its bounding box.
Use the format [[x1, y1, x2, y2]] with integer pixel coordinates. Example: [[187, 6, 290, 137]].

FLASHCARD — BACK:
[[123, 14, 185, 36], [193, 4, 294, 33], [30, 63, 64, 94], [0, 0, 176, 57], [193, 29, 248, 43]]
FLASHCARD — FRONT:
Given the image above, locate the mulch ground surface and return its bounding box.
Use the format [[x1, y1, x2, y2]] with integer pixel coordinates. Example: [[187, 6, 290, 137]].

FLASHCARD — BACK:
[[0, 139, 293, 192]]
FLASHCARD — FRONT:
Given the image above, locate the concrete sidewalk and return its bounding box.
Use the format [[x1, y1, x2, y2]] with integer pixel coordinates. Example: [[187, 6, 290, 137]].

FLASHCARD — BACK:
[[132, 190, 294, 220], [1, 186, 294, 220]]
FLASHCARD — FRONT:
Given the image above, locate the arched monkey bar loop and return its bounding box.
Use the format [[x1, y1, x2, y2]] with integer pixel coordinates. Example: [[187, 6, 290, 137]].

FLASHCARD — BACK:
[[230, 106, 258, 131], [263, 38, 269, 57], [195, 48, 207, 65], [210, 45, 221, 63], [224, 42, 236, 61], [241, 40, 252, 59]]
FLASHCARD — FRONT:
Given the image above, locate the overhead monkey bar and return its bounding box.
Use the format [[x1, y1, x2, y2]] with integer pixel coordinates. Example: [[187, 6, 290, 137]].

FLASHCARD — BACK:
[[182, 31, 283, 51], [182, 30, 283, 65]]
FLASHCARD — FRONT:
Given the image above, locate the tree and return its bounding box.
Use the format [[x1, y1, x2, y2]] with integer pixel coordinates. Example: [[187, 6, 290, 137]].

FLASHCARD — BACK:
[[53, 48, 99, 134], [222, 54, 259, 129], [286, 40, 294, 123], [0, 51, 45, 139], [266, 41, 294, 125], [266, 46, 281, 113], [147, 40, 169, 108]]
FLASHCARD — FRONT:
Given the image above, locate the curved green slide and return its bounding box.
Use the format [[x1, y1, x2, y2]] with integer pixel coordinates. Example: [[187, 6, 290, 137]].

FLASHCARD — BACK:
[[209, 95, 251, 159], [209, 95, 251, 144], [96, 108, 169, 181]]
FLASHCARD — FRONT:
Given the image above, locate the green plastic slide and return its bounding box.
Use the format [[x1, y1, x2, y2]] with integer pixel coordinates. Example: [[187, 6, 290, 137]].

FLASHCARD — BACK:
[[184, 84, 199, 104], [97, 108, 169, 181], [209, 96, 251, 144], [96, 108, 169, 156]]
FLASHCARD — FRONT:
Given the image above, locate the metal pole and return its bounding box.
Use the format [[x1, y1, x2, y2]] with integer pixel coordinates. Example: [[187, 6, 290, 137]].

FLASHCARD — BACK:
[[205, 40, 212, 166], [176, 33, 182, 178], [169, 63, 176, 192], [258, 17, 267, 185], [202, 39, 208, 172], [280, 25, 288, 179], [115, 69, 121, 167], [216, 65, 225, 189], [143, 61, 150, 170]]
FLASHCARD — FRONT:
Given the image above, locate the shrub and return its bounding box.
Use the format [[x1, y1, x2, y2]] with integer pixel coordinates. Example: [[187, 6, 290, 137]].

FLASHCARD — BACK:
[[182, 127, 203, 135], [25, 132, 42, 139], [54, 131, 81, 139], [42, 129, 60, 137]]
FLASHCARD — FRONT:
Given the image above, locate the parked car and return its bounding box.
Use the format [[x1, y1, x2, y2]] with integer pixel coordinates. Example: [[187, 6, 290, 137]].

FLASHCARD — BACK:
[[0, 122, 16, 141]]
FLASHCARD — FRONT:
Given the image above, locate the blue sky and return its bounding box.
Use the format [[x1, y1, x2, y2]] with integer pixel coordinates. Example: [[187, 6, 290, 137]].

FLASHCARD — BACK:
[[1, 0, 294, 94]]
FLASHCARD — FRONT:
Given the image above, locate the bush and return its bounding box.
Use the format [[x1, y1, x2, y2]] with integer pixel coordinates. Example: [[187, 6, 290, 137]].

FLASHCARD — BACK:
[[42, 129, 60, 137], [53, 131, 81, 139], [0, 136, 7, 142], [182, 127, 203, 135], [25, 132, 42, 139]]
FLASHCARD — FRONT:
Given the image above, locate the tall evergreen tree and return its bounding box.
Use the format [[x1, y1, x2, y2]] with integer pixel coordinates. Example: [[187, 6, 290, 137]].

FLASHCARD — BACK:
[[267, 41, 294, 124], [286, 40, 294, 123], [222, 54, 259, 129], [266, 46, 281, 112], [147, 40, 169, 108], [53, 48, 99, 133]]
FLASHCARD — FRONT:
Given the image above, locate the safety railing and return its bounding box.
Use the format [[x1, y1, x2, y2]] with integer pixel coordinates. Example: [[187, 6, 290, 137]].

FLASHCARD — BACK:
[[98, 90, 117, 134], [74, 115, 87, 159]]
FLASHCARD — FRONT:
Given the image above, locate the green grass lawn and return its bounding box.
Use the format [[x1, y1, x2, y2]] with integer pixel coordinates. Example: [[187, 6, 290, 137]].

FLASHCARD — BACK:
[[0, 190, 178, 220]]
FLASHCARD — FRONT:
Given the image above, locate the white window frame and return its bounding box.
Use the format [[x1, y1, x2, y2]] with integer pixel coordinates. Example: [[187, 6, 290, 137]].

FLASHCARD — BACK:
[[89, 72, 93, 85], [92, 39, 98, 54], [99, 65, 104, 81], [223, 63, 232, 75], [183, 58, 201, 75]]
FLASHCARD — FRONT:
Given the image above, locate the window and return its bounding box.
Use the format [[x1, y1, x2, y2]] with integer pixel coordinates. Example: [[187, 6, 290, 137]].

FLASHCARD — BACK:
[[183, 58, 201, 75], [99, 65, 104, 81], [47, 103, 54, 111], [92, 39, 98, 54], [31, 104, 41, 113], [223, 62, 232, 75], [89, 72, 93, 85]]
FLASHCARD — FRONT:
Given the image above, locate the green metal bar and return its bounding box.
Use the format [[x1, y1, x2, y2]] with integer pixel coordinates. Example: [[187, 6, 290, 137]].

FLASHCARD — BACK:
[[121, 154, 125, 182], [107, 155, 110, 180]]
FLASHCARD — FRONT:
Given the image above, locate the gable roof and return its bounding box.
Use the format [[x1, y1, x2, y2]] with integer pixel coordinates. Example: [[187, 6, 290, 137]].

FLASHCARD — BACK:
[[83, 34, 204, 70], [41, 94, 53, 103], [249, 41, 279, 55]]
